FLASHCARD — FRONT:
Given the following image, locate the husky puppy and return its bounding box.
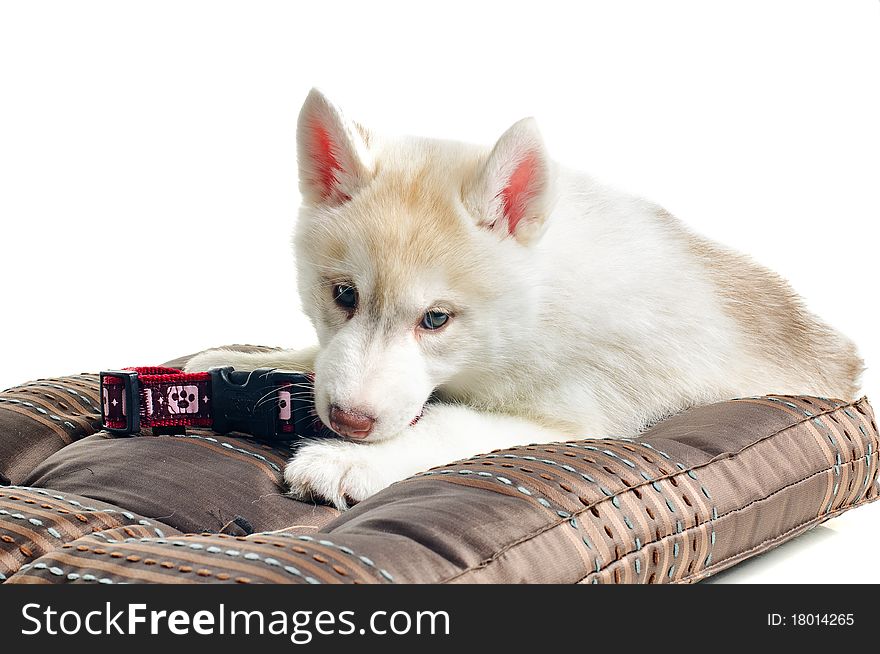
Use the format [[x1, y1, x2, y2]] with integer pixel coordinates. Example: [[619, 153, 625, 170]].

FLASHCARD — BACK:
[[186, 89, 863, 509]]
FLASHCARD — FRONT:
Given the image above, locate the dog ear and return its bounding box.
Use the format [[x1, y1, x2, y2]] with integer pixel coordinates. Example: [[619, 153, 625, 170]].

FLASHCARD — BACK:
[[465, 118, 555, 244], [297, 88, 373, 205]]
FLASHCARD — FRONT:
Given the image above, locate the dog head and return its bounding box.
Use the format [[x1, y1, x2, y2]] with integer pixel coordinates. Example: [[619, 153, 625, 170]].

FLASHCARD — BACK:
[[294, 89, 556, 441]]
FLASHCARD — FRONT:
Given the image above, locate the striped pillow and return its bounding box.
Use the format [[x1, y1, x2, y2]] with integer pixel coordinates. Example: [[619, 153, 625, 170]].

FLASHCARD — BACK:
[[1, 355, 877, 583]]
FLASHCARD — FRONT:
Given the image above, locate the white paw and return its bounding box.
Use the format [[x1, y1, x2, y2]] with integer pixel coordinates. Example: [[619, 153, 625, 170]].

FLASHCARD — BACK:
[[184, 350, 238, 373], [284, 440, 396, 510]]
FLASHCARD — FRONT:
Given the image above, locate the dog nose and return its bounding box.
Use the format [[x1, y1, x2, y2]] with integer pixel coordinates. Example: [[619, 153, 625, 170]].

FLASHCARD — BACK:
[[329, 405, 375, 439]]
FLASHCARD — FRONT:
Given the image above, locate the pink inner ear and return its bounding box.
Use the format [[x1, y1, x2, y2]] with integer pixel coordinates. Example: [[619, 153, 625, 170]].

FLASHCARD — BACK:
[[499, 152, 540, 234], [311, 123, 344, 201]]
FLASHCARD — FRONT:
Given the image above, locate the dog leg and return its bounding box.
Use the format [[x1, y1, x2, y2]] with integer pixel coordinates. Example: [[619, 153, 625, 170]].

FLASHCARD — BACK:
[[284, 403, 570, 509]]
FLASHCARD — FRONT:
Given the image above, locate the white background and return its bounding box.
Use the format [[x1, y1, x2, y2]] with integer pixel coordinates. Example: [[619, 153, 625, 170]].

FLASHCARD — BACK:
[[0, 1, 878, 582]]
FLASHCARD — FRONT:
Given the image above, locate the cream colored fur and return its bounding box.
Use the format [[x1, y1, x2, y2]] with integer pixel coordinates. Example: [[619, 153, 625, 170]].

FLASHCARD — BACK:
[[186, 89, 863, 510]]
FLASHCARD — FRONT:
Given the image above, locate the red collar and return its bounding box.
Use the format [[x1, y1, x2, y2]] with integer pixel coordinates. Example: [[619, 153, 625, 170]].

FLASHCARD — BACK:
[[100, 366, 319, 441]]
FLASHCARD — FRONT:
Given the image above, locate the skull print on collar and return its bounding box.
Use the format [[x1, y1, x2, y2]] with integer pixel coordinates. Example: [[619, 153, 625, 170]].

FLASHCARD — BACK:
[[100, 366, 318, 442]]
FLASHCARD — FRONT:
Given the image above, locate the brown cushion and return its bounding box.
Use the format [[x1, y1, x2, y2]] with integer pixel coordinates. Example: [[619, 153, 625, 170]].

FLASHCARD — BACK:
[[21, 431, 338, 536], [1, 353, 877, 584], [324, 395, 879, 583], [0, 373, 103, 486], [0, 485, 180, 583]]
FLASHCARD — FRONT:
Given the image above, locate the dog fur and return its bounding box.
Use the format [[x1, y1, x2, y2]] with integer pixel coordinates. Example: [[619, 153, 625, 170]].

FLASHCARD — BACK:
[[186, 89, 863, 509]]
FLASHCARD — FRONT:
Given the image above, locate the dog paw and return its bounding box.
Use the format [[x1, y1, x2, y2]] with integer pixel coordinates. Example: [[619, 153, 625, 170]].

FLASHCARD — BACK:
[[283, 440, 393, 510]]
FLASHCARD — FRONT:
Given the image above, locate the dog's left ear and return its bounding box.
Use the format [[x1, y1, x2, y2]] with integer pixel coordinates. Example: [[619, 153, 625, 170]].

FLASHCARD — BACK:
[[465, 118, 555, 244], [297, 88, 374, 205]]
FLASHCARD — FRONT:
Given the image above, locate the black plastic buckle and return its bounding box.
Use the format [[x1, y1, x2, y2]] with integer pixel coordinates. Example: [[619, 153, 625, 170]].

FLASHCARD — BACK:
[[209, 367, 314, 441], [99, 370, 141, 436]]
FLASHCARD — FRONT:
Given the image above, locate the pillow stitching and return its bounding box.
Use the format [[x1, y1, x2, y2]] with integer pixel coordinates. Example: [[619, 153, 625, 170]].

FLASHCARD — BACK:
[[576, 449, 878, 583], [677, 488, 880, 584], [436, 397, 872, 583]]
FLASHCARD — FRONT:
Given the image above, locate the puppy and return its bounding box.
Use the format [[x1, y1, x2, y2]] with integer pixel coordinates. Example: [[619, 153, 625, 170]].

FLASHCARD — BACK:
[[187, 89, 863, 509]]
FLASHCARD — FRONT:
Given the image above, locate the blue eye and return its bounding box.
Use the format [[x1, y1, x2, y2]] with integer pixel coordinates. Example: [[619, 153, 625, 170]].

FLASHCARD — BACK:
[[333, 284, 358, 311], [420, 310, 450, 330]]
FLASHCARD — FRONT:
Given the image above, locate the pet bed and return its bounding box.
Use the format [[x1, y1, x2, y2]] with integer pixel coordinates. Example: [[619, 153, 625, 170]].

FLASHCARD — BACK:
[[0, 347, 876, 584]]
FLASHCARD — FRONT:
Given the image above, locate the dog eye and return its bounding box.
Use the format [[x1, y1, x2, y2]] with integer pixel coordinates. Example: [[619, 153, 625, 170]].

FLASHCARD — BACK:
[[420, 310, 450, 331], [332, 283, 358, 311]]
